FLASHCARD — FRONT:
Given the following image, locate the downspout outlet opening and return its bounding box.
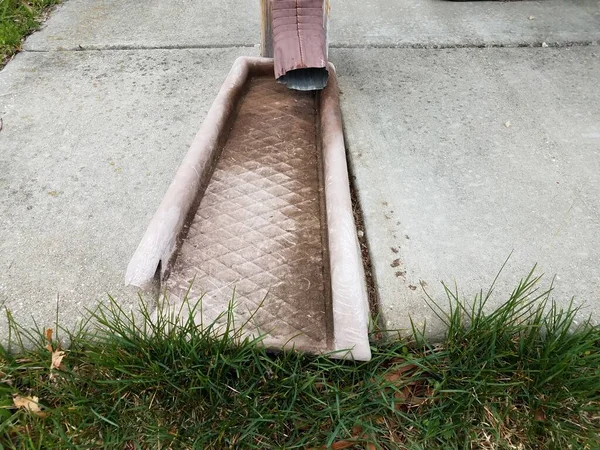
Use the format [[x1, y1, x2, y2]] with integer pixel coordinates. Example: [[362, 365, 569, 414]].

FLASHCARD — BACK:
[[277, 67, 329, 91]]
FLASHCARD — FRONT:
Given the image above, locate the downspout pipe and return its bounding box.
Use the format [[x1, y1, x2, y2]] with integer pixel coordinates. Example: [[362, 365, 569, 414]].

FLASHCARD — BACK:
[[263, 0, 329, 91]]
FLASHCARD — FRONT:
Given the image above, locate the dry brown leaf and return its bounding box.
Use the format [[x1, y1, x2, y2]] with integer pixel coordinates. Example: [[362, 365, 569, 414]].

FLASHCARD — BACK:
[[534, 408, 546, 421], [378, 364, 418, 386], [13, 395, 40, 412], [51, 350, 66, 370], [394, 386, 411, 400], [12, 395, 47, 417], [49, 349, 66, 382], [384, 372, 402, 383], [351, 425, 364, 436], [45, 329, 54, 353]]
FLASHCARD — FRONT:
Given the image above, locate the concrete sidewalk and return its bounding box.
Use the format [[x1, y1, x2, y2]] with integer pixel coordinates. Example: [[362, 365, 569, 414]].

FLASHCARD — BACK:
[[337, 46, 600, 337], [1, 0, 599, 340]]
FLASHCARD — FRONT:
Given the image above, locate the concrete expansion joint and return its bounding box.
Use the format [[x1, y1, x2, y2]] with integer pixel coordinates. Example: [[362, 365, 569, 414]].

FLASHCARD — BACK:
[[23, 44, 258, 53], [21, 41, 599, 54], [329, 40, 600, 50]]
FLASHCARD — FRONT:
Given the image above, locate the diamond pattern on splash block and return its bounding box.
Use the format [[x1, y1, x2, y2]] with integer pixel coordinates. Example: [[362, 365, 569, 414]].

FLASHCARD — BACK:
[[165, 78, 330, 352]]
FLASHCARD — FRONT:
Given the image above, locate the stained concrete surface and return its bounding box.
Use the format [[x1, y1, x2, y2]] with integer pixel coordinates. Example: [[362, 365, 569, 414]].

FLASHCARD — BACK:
[[24, 0, 600, 51], [334, 46, 600, 337], [0, 47, 256, 337]]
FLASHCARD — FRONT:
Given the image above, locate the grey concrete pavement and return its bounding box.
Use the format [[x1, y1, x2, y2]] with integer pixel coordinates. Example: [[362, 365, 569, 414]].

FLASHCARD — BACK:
[[330, 0, 600, 48], [0, 47, 256, 336], [24, 0, 260, 50], [1, 0, 599, 341], [24, 0, 600, 51], [335, 46, 600, 337]]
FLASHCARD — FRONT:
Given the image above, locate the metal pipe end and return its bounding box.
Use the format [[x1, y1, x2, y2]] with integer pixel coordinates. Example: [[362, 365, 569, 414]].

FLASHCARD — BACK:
[[277, 67, 329, 91]]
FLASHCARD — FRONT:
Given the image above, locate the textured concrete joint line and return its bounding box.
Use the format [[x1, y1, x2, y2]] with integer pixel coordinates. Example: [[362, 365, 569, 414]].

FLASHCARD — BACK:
[[21, 41, 600, 53], [329, 40, 600, 50], [23, 44, 258, 53]]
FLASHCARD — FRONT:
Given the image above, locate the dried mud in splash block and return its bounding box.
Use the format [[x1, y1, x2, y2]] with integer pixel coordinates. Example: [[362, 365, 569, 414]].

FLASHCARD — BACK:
[[126, 57, 370, 361]]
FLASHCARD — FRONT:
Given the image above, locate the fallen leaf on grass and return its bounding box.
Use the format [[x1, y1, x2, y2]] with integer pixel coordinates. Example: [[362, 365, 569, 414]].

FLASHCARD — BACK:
[[534, 408, 546, 421], [51, 350, 66, 370], [13, 395, 40, 412], [12, 395, 48, 417], [15, 358, 32, 364], [383, 362, 418, 383], [45, 328, 66, 381], [331, 441, 356, 449], [378, 360, 436, 411], [49, 350, 66, 380], [45, 328, 54, 352]]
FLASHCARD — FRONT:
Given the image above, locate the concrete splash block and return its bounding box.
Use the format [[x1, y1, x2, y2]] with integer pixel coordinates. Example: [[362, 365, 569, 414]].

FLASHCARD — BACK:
[[126, 57, 370, 361]]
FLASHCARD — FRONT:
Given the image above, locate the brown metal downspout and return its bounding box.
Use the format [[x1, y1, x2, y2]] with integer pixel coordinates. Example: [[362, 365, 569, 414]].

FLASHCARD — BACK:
[[269, 0, 329, 91]]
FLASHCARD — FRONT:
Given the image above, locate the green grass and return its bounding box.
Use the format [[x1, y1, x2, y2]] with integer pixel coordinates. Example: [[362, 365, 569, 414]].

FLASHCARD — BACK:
[[0, 0, 61, 65], [1, 270, 599, 449]]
